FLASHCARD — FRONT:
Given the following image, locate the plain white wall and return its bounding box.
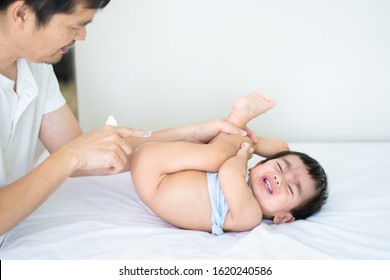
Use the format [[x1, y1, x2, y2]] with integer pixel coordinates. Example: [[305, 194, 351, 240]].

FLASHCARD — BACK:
[[75, 0, 390, 142]]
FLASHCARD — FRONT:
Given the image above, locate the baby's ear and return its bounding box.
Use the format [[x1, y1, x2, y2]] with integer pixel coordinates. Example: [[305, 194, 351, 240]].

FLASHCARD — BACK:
[[273, 213, 295, 224]]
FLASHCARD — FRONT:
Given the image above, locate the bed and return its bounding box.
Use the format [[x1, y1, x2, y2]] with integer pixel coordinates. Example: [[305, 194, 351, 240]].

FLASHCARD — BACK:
[[0, 141, 389, 260]]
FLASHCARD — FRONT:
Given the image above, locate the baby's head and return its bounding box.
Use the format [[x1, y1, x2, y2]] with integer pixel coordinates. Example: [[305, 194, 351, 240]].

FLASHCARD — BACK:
[[248, 150, 328, 224]]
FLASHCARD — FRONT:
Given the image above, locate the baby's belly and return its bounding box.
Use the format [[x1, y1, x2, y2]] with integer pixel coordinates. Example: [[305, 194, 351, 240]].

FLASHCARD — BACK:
[[151, 170, 213, 231]]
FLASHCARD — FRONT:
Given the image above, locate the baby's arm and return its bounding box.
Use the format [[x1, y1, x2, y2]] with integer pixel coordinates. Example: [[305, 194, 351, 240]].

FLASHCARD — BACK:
[[218, 143, 263, 232], [253, 136, 289, 158]]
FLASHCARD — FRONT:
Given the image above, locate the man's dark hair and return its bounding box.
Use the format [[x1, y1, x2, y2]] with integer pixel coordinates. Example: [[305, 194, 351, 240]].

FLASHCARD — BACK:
[[0, 0, 110, 26], [262, 150, 328, 220]]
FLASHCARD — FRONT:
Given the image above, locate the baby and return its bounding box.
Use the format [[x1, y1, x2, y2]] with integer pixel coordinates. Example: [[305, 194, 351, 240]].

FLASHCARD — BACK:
[[130, 93, 328, 235]]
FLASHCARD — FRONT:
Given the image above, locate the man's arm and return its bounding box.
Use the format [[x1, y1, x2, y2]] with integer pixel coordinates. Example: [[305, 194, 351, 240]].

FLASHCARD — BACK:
[[39, 105, 253, 176], [39, 105, 150, 176], [0, 105, 144, 235], [124, 119, 252, 148], [110, 119, 254, 175], [0, 144, 78, 235]]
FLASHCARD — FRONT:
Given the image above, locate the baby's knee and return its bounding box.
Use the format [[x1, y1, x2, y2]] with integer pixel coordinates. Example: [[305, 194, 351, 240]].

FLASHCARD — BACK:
[[129, 143, 154, 177]]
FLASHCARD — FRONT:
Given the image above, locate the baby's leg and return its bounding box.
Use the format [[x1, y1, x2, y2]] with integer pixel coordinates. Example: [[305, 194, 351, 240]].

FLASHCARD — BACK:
[[225, 93, 289, 157], [226, 93, 275, 129], [130, 136, 247, 204]]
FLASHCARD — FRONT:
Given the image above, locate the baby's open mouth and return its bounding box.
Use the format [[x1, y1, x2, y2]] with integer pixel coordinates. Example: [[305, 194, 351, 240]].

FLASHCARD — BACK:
[[263, 177, 273, 194]]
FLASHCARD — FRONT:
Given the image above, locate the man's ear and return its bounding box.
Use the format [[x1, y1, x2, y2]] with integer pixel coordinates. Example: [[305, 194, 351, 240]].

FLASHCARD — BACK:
[[273, 213, 295, 224], [9, 1, 32, 28]]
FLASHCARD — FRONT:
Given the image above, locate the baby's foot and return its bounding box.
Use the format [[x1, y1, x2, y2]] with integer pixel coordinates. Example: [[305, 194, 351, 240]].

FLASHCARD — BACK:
[[237, 142, 254, 160], [227, 92, 275, 128]]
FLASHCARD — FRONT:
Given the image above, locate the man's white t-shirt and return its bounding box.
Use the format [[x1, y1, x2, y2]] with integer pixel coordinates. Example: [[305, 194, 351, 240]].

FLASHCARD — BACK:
[[0, 59, 66, 243]]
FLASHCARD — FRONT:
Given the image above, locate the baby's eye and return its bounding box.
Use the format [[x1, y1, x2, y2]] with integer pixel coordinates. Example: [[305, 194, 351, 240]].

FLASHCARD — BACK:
[[288, 185, 294, 196], [277, 162, 283, 172]]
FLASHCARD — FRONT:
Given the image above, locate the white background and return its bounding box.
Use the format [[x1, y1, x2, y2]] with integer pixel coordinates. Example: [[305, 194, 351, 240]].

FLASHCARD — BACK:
[[75, 0, 390, 142]]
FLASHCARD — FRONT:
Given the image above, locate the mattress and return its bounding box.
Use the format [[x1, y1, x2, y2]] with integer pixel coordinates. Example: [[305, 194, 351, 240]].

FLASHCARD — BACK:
[[1, 142, 389, 259]]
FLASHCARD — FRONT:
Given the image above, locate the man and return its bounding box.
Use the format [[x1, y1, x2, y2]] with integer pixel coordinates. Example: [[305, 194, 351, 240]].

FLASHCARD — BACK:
[[0, 0, 251, 240]]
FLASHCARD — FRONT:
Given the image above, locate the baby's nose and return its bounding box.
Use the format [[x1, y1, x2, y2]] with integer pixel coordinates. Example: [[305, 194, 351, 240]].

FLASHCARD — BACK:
[[274, 175, 281, 186]]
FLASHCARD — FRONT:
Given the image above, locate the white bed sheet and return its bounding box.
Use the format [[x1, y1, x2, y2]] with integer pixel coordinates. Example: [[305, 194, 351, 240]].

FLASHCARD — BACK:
[[1, 142, 389, 259]]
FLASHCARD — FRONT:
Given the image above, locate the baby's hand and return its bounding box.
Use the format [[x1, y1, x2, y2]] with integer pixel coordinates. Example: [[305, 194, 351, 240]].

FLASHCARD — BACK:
[[237, 142, 255, 160]]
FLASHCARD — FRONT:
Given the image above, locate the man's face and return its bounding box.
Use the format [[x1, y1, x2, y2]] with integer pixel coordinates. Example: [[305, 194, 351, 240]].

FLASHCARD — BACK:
[[15, 3, 97, 64]]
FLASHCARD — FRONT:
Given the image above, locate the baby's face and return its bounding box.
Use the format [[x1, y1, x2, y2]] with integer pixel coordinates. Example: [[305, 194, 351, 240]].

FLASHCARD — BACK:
[[248, 155, 316, 223]]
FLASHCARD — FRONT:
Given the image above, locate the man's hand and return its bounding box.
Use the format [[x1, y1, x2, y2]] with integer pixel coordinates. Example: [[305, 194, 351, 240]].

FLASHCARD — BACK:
[[61, 126, 150, 175], [184, 119, 258, 144]]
